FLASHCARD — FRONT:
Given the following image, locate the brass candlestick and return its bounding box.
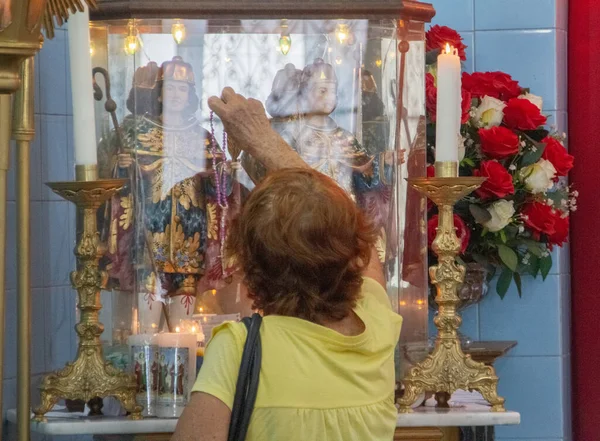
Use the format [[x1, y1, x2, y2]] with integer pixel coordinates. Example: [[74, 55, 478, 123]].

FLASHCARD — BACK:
[[33, 173, 142, 422], [397, 169, 505, 413]]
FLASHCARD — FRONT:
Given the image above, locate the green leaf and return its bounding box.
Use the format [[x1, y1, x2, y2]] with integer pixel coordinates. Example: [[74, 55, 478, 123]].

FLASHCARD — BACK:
[[513, 272, 523, 298], [522, 240, 545, 257], [540, 254, 553, 279], [469, 204, 492, 224], [524, 128, 550, 143], [461, 157, 476, 168], [520, 143, 546, 167], [500, 230, 508, 243], [497, 244, 519, 272], [528, 254, 540, 277], [496, 268, 513, 299]]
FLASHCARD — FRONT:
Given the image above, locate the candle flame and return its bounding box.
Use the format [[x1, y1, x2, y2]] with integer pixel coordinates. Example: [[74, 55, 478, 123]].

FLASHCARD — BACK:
[[175, 326, 181, 333], [416, 299, 425, 306], [191, 326, 197, 333], [445, 43, 451, 54]]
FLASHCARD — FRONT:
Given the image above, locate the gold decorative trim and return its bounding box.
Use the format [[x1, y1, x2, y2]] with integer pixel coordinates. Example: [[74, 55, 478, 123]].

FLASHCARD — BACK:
[[75, 164, 100, 182], [434, 161, 458, 178], [398, 177, 505, 414], [34, 178, 141, 422]]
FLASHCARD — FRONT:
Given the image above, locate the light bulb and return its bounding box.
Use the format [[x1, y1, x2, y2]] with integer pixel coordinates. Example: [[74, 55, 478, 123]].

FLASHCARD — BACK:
[[124, 20, 139, 55], [336, 23, 350, 45], [375, 59, 382, 68], [279, 35, 292, 55], [175, 326, 181, 333], [279, 19, 291, 56], [171, 20, 186, 44]]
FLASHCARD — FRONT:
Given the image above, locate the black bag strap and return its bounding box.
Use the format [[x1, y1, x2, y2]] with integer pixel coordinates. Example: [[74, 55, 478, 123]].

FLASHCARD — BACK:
[[227, 313, 262, 441]]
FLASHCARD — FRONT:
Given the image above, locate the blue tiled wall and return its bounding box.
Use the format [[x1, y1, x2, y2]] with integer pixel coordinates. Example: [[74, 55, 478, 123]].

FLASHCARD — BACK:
[[2, 27, 78, 441], [429, 1, 570, 440]]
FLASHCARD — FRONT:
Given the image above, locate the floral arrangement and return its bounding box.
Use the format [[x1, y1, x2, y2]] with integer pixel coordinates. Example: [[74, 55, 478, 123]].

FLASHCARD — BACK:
[[425, 25, 576, 298]]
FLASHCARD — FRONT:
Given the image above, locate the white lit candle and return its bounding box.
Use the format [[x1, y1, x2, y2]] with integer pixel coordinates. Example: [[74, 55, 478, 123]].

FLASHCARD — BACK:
[[435, 43, 462, 164], [67, 5, 98, 166]]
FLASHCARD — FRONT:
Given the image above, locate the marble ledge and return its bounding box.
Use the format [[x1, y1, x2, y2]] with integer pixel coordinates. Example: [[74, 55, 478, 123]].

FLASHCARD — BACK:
[[7, 405, 520, 435]]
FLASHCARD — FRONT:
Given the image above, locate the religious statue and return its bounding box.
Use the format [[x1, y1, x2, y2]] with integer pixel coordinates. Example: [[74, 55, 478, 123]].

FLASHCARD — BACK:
[[98, 57, 239, 328], [361, 69, 389, 157], [295, 59, 391, 202], [241, 63, 302, 183]]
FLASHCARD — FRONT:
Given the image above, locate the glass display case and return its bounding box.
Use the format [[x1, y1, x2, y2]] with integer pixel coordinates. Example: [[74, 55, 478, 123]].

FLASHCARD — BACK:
[[89, 0, 434, 415]]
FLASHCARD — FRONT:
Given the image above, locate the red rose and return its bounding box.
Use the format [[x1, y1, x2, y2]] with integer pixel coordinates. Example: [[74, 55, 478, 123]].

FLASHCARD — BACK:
[[461, 88, 472, 124], [473, 160, 515, 200], [522, 202, 556, 239], [488, 72, 522, 101], [426, 73, 437, 121], [428, 214, 471, 254], [503, 98, 547, 130], [426, 25, 467, 61], [541, 136, 574, 176], [462, 72, 490, 99], [462, 72, 521, 101], [479, 126, 520, 159], [548, 212, 569, 247]]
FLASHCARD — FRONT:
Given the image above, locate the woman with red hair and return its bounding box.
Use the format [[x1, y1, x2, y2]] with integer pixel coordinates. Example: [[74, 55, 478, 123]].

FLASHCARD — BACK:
[[173, 88, 402, 441]]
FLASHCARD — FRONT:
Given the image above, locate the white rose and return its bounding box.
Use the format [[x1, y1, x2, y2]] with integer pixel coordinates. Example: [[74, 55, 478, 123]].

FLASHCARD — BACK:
[[483, 200, 515, 232], [519, 159, 556, 194], [519, 93, 543, 111], [475, 96, 506, 127]]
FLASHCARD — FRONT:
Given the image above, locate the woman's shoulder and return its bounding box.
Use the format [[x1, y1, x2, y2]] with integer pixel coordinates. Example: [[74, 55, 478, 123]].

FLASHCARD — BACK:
[[357, 277, 403, 332], [359, 277, 393, 310], [207, 320, 248, 351]]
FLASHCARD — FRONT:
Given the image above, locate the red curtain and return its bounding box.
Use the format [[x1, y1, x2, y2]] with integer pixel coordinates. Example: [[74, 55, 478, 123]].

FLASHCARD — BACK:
[[570, 0, 600, 438]]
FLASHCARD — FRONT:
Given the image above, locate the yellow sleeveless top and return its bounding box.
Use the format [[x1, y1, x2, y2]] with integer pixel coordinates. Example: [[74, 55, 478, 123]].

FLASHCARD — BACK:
[[192, 277, 403, 440]]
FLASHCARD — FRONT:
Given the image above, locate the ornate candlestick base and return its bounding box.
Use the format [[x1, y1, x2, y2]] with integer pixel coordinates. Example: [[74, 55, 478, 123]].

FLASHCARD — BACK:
[[33, 179, 142, 422], [397, 176, 505, 414]]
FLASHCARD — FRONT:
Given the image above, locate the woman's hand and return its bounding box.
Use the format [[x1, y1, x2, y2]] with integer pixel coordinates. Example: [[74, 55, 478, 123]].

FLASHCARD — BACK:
[[208, 88, 308, 172], [208, 88, 274, 158]]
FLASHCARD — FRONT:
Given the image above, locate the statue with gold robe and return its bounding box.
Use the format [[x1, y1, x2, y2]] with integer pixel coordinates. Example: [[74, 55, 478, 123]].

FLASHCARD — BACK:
[[98, 57, 238, 325]]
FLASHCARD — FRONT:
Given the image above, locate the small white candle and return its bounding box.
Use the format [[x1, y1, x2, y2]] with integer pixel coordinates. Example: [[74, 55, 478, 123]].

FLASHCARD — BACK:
[[67, 5, 98, 165], [435, 43, 462, 164]]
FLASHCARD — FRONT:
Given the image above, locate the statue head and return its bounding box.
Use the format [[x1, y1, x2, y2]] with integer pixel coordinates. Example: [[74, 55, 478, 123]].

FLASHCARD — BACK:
[[300, 58, 338, 116], [266, 63, 301, 118], [126, 61, 159, 115], [152, 56, 200, 118]]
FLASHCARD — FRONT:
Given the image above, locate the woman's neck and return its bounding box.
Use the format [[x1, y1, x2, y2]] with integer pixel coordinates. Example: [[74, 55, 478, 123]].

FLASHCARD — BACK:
[[320, 311, 365, 337]]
